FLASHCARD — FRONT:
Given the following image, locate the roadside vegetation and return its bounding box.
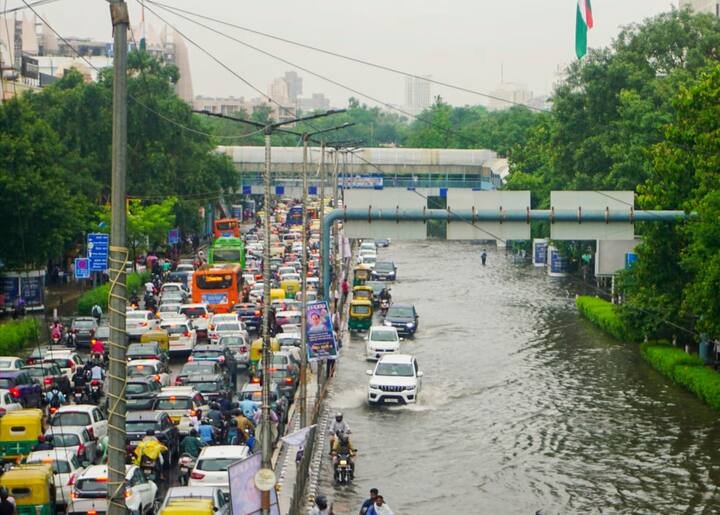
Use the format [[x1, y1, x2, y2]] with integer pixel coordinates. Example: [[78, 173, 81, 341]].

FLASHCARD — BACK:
[[77, 272, 150, 315], [0, 318, 40, 354]]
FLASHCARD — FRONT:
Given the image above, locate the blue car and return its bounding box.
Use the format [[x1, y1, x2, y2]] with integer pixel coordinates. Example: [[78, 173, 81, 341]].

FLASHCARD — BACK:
[[372, 261, 397, 281], [383, 304, 419, 336], [0, 371, 43, 407]]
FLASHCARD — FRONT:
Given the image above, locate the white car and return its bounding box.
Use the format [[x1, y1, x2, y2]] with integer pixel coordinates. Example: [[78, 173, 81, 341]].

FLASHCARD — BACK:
[[359, 241, 376, 252], [365, 326, 401, 360], [358, 254, 377, 268], [0, 356, 24, 371], [127, 359, 171, 386], [43, 350, 84, 383], [68, 464, 158, 515], [50, 405, 108, 441], [209, 319, 249, 344], [218, 334, 249, 367], [175, 264, 195, 273], [275, 310, 301, 334], [26, 448, 86, 507], [0, 388, 23, 416], [189, 445, 250, 493], [161, 282, 190, 298], [45, 425, 98, 464], [279, 272, 301, 283], [276, 266, 296, 278], [161, 320, 197, 355], [126, 310, 160, 338], [249, 283, 264, 303], [157, 303, 182, 321], [178, 304, 210, 336], [295, 290, 318, 303], [152, 386, 206, 436], [366, 354, 423, 406]]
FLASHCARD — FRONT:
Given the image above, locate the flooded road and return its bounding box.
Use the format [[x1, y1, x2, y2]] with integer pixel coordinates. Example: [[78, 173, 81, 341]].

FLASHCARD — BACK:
[[320, 241, 720, 514]]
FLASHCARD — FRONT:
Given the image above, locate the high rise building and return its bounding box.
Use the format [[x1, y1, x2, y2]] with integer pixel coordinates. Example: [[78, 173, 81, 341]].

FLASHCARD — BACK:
[[680, 0, 720, 16], [488, 82, 533, 111], [403, 75, 432, 115], [283, 71, 303, 101]]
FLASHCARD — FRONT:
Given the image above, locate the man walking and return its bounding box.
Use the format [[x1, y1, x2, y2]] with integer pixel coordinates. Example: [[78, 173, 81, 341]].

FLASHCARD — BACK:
[[359, 488, 379, 514]]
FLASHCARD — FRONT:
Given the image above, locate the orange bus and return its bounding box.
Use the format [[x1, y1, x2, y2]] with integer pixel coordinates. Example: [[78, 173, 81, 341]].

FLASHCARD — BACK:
[[213, 218, 240, 239], [192, 264, 243, 313]]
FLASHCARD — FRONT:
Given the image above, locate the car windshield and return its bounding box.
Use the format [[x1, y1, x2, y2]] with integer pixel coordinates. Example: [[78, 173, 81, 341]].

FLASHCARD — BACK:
[[128, 345, 156, 356], [197, 458, 240, 472], [24, 368, 46, 378], [155, 398, 191, 410], [126, 421, 158, 433], [269, 356, 289, 366], [180, 307, 206, 318], [187, 381, 220, 393], [72, 320, 94, 329], [197, 273, 233, 290], [126, 383, 149, 395], [220, 336, 244, 346], [164, 326, 188, 335], [181, 363, 214, 375], [216, 323, 240, 332], [28, 459, 70, 474], [278, 315, 300, 325], [0, 360, 15, 369], [352, 305, 371, 315], [76, 478, 107, 494], [128, 365, 155, 377], [388, 307, 414, 318], [51, 412, 91, 426], [50, 433, 81, 447], [126, 313, 147, 320], [371, 330, 398, 342], [192, 351, 222, 359], [375, 363, 414, 377], [374, 262, 394, 272], [46, 358, 72, 368], [159, 305, 179, 313]]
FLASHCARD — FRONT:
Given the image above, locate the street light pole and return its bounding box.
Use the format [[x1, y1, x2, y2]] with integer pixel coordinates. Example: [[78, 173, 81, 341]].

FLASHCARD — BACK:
[[107, 2, 129, 515], [260, 128, 272, 513]]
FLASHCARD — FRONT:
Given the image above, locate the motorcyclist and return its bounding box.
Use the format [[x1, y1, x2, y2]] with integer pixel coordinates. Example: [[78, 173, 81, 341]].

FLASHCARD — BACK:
[[309, 495, 333, 515], [207, 402, 223, 427], [331, 432, 356, 478], [72, 367, 87, 392], [90, 338, 105, 362], [133, 430, 167, 480], [239, 398, 259, 420], [328, 412, 350, 448], [90, 361, 105, 382], [51, 324, 63, 343], [33, 434, 54, 451], [129, 291, 140, 308], [180, 429, 203, 458], [379, 288, 391, 303], [45, 387, 66, 409], [225, 419, 241, 445], [91, 304, 103, 323], [198, 418, 215, 446]]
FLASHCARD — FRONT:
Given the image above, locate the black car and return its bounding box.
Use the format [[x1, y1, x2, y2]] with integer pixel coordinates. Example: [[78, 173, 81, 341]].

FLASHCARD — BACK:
[[375, 238, 391, 248], [183, 373, 232, 402], [383, 304, 419, 336], [371, 261, 397, 281], [266, 368, 297, 400], [190, 344, 237, 380], [174, 361, 226, 386], [126, 342, 169, 367], [70, 317, 98, 346], [22, 363, 71, 395], [126, 378, 162, 411], [233, 303, 262, 332], [125, 410, 179, 462]]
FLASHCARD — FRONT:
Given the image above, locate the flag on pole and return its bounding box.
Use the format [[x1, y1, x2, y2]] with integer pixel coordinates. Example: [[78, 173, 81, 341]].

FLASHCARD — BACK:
[[140, 2, 146, 51], [280, 425, 316, 446], [575, 0, 594, 59]]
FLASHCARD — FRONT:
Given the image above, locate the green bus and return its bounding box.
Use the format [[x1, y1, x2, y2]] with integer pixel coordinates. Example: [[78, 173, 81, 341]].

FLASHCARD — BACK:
[[208, 236, 245, 268]]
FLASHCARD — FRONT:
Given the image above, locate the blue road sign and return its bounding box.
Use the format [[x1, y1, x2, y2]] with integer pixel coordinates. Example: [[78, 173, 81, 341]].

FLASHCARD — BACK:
[[242, 185, 252, 195], [87, 233, 109, 271], [309, 186, 318, 195], [75, 258, 90, 279], [168, 228, 180, 246]]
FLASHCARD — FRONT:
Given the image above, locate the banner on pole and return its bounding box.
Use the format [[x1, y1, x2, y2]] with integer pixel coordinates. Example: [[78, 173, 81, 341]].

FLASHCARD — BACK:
[[305, 300, 338, 361]]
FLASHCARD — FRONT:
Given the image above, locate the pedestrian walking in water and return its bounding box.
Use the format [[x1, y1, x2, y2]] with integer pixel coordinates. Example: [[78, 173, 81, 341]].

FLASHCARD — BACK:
[[481, 248, 488, 266], [359, 488, 379, 514]]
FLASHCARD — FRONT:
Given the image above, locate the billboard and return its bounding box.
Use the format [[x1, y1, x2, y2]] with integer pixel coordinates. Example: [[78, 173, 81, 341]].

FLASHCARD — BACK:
[[305, 300, 338, 361], [228, 453, 280, 515], [339, 174, 384, 189]]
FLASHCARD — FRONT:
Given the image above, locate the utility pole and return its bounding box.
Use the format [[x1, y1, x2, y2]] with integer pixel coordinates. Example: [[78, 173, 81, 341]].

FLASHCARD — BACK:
[[107, 2, 129, 515]]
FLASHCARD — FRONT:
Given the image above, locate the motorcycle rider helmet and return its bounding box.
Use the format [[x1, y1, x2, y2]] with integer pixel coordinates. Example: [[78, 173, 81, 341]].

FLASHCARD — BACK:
[[146, 429, 155, 437], [335, 412, 343, 422], [210, 402, 220, 411], [45, 435, 53, 443], [201, 418, 210, 425], [315, 496, 328, 510], [229, 419, 238, 427], [190, 429, 198, 437]]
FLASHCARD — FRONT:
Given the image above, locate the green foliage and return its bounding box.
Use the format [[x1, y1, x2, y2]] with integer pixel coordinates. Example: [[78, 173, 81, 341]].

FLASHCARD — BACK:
[[641, 342, 720, 411], [576, 295, 639, 342], [77, 272, 149, 315], [0, 318, 40, 354]]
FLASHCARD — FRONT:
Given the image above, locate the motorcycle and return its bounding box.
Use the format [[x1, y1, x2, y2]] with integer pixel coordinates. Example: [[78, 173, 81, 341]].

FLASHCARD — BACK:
[[379, 298, 390, 317], [89, 380, 103, 403], [140, 454, 160, 481], [333, 450, 355, 485], [66, 330, 78, 348], [73, 386, 86, 404], [178, 453, 195, 486]]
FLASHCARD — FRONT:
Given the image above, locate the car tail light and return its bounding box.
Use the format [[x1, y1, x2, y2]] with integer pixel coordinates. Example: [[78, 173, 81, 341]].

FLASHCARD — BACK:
[[49, 407, 58, 414], [87, 427, 94, 439], [44, 378, 52, 385], [217, 356, 225, 363], [190, 471, 205, 480], [208, 324, 214, 330], [139, 322, 147, 327], [70, 491, 78, 501], [239, 346, 247, 353], [26, 358, 35, 365], [91, 380, 99, 386], [268, 368, 277, 373], [200, 314, 208, 319], [9, 388, 19, 398], [254, 310, 261, 316], [183, 331, 190, 337], [187, 356, 194, 362], [175, 377, 184, 385], [250, 377, 260, 384], [77, 443, 85, 457], [125, 489, 133, 498], [0, 408, 6, 417], [154, 374, 161, 382], [284, 377, 293, 385]]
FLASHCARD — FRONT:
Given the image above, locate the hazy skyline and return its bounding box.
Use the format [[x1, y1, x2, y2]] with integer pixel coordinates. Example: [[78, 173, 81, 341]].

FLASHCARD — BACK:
[[5, 0, 676, 108]]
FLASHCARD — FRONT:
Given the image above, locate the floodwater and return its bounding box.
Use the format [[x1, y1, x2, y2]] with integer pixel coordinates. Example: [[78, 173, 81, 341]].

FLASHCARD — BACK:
[[320, 241, 720, 514]]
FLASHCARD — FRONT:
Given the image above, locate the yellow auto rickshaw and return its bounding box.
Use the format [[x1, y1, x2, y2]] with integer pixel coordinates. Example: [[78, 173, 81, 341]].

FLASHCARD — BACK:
[[0, 463, 55, 514], [140, 328, 170, 354], [0, 409, 45, 462], [270, 288, 286, 302], [249, 337, 280, 377], [281, 278, 301, 299], [160, 498, 216, 515], [353, 264, 372, 287], [348, 299, 373, 333], [352, 285, 374, 302]]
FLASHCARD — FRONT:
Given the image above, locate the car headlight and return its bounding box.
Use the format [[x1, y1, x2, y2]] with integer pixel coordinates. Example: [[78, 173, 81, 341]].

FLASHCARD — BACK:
[[406, 322, 415, 328], [369, 383, 380, 390], [383, 320, 392, 327], [404, 384, 416, 390]]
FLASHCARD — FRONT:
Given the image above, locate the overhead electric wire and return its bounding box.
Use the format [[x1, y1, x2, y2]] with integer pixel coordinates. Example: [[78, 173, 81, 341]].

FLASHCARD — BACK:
[[0, 0, 58, 15], [144, 0, 547, 112]]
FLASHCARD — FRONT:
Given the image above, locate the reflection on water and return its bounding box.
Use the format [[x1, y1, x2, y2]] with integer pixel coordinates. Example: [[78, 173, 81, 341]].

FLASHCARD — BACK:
[[319, 241, 720, 515]]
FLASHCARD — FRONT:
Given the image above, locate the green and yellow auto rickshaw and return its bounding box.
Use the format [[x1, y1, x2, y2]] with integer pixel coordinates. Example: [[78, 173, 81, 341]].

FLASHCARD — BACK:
[[0, 409, 45, 462], [352, 285, 374, 303], [0, 463, 55, 514], [353, 264, 372, 287], [249, 337, 280, 377], [349, 299, 373, 333]]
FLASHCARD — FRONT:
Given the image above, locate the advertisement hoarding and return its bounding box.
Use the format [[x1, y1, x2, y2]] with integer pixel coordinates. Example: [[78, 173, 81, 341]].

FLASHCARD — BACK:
[[305, 300, 338, 361]]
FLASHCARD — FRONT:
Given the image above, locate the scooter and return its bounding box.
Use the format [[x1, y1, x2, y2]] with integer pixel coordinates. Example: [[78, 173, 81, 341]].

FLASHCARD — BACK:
[[178, 453, 195, 486], [89, 380, 103, 403], [72, 386, 86, 404]]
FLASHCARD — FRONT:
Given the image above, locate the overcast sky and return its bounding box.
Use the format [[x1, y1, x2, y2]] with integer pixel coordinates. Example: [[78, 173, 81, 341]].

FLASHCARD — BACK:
[[6, 0, 676, 107]]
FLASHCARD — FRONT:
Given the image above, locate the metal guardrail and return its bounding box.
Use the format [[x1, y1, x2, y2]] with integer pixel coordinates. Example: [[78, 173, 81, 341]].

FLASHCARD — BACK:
[[238, 177, 497, 190]]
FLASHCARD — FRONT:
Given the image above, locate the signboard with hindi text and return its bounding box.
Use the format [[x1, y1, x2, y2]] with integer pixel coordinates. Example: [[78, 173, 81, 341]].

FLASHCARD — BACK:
[[305, 300, 338, 361]]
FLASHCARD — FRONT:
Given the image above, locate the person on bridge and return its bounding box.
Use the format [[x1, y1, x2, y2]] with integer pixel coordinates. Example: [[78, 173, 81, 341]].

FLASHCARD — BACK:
[[481, 248, 488, 266]]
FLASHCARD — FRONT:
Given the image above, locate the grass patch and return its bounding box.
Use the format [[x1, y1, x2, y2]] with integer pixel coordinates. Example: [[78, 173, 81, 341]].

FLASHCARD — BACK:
[[0, 318, 40, 354], [576, 296, 637, 342], [77, 272, 149, 315]]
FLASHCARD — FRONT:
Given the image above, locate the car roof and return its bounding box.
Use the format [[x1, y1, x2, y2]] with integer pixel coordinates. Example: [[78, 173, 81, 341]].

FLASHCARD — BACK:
[[198, 445, 249, 459], [79, 464, 133, 480], [0, 356, 22, 361], [378, 353, 414, 364], [56, 404, 96, 413], [0, 371, 22, 377], [162, 283, 185, 288], [276, 310, 301, 316], [126, 410, 164, 421], [158, 386, 196, 396], [73, 317, 96, 322], [193, 345, 224, 351], [165, 486, 221, 498], [185, 374, 223, 382], [127, 310, 153, 315], [180, 304, 208, 309], [46, 425, 87, 436], [389, 303, 414, 309], [240, 383, 262, 393], [28, 449, 77, 461], [370, 326, 397, 331], [128, 359, 161, 367]]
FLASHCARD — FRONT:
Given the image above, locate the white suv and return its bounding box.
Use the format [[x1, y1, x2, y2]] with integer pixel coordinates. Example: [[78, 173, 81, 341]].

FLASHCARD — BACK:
[[189, 445, 250, 493], [178, 304, 210, 337], [126, 310, 160, 338], [365, 326, 401, 360], [160, 320, 197, 355], [366, 354, 423, 406], [67, 464, 158, 515]]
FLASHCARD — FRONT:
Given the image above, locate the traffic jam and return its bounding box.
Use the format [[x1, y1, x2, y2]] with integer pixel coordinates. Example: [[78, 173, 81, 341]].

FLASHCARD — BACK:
[[0, 200, 333, 515]]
